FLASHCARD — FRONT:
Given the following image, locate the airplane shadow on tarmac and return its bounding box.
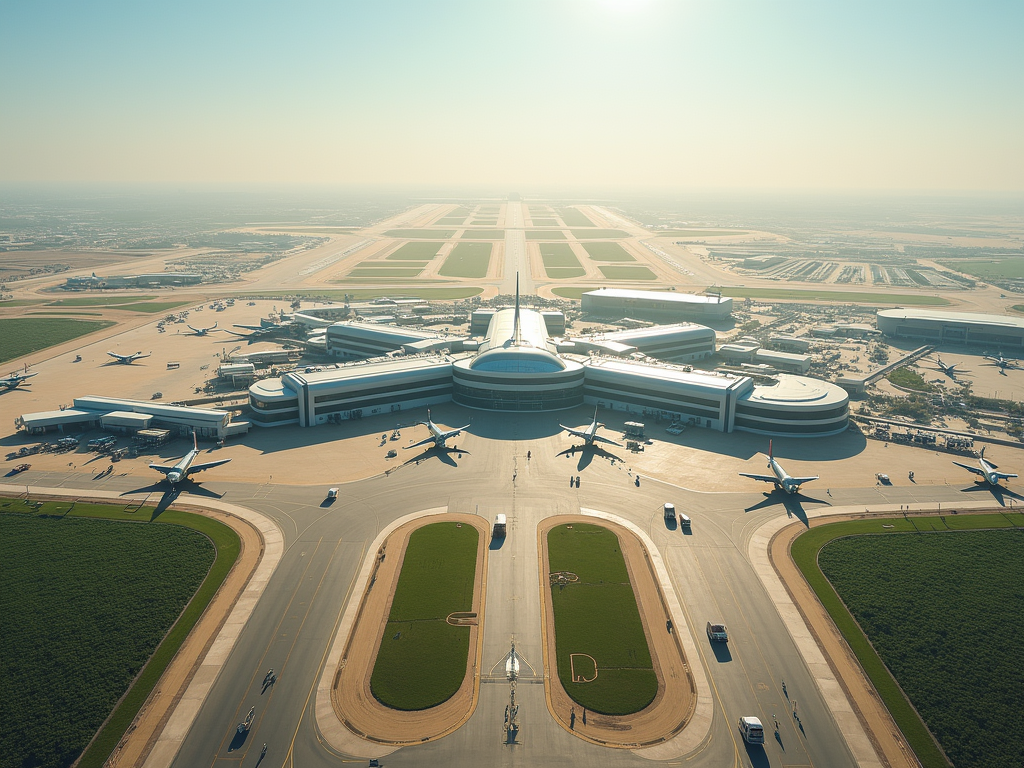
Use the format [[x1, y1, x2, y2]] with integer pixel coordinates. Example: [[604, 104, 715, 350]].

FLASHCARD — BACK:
[[745, 490, 831, 526], [120, 480, 224, 520], [959, 482, 1024, 507], [401, 445, 467, 468], [555, 444, 623, 472]]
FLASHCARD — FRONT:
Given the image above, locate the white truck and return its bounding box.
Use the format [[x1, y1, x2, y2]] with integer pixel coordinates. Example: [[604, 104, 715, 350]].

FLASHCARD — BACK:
[[663, 503, 675, 522], [493, 514, 507, 538]]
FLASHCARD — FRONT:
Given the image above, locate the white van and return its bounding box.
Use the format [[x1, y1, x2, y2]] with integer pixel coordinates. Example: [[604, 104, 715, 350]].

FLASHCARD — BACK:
[[493, 514, 507, 538], [663, 503, 675, 522], [739, 716, 765, 744], [326, 488, 339, 500], [678, 513, 691, 531]]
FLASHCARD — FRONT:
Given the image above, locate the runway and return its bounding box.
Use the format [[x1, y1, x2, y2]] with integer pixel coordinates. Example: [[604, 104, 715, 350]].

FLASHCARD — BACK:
[[1, 410, 984, 768]]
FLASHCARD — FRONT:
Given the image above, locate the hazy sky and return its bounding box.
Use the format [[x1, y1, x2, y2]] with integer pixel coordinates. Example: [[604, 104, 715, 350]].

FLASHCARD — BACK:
[[1, 1, 1021, 191]]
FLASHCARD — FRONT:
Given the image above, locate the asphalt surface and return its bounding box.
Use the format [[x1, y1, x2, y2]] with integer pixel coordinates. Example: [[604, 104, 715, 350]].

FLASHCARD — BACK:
[[2, 408, 992, 768]]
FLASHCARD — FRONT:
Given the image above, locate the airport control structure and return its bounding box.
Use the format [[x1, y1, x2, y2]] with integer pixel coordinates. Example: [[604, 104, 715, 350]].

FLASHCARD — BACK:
[[250, 286, 849, 436]]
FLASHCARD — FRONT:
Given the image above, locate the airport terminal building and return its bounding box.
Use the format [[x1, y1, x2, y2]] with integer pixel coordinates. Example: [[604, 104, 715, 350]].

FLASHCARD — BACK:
[[249, 303, 848, 436], [877, 308, 1024, 348]]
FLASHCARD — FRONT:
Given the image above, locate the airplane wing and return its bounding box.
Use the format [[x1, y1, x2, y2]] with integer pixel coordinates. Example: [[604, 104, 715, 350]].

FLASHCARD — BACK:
[[560, 425, 587, 439], [223, 329, 251, 337], [443, 425, 471, 439], [107, 352, 126, 360], [234, 324, 264, 331], [952, 461, 985, 475], [186, 325, 200, 334], [148, 464, 178, 474], [404, 435, 437, 450], [790, 476, 819, 485], [995, 471, 1019, 480], [738, 473, 779, 483], [590, 434, 622, 447], [186, 458, 232, 474]]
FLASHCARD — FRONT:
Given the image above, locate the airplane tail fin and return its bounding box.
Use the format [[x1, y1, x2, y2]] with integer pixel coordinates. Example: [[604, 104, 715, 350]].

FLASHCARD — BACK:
[[193, 432, 198, 451], [768, 439, 773, 461], [980, 446, 986, 459]]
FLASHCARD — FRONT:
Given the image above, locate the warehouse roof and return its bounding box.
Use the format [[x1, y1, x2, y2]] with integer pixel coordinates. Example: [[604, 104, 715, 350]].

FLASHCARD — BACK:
[[584, 288, 730, 305]]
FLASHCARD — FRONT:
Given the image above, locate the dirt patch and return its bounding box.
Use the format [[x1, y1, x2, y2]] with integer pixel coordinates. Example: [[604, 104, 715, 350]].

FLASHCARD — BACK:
[[770, 512, 944, 768], [538, 515, 695, 748], [331, 513, 489, 744]]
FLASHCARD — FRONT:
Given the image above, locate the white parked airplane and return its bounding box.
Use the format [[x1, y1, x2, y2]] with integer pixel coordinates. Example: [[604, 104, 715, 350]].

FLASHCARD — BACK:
[[739, 440, 819, 495], [107, 351, 152, 364], [187, 322, 222, 336], [226, 321, 290, 339], [404, 410, 470, 450], [149, 434, 231, 485], [953, 447, 1017, 486], [933, 356, 968, 379], [560, 406, 621, 447], [984, 353, 1022, 372], [0, 371, 37, 390]]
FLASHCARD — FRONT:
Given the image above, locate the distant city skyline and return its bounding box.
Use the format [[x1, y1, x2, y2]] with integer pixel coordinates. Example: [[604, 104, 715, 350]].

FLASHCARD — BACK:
[[1, 1, 1021, 191]]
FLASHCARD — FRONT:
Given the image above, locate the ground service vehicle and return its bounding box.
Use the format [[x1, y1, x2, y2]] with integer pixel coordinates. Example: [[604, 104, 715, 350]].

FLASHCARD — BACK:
[[13, 463, 31, 473], [663, 502, 675, 521], [739, 716, 765, 744], [326, 488, 339, 500], [679, 513, 691, 531], [493, 514, 507, 537], [706, 622, 728, 642]]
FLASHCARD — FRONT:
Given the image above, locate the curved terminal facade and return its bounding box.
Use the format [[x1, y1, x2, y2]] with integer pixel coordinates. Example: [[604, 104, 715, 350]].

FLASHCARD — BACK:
[[249, 304, 848, 436]]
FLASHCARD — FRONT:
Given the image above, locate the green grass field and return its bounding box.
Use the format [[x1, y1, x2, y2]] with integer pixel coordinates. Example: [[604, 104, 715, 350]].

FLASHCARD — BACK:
[[598, 265, 656, 280], [794, 514, 1024, 768], [938, 258, 1024, 280], [385, 229, 455, 239], [439, 242, 492, 278], [251, 287, 482, 300], [531, 218, 558, 226], [717, 287, 951, 305], [28, 311, 105, 316], [0, 499, 239, 768], [887, 367, 934, 392], [582, 242, 635, 262], [655, 229, 749, 238], [110, 301, 189, 313], [46, 295, 156, 306], [469, 220, 497, 225], [460, 229, 504, 240], [0, 300, 45, 307], [572, 229, 628, 239], [547, 523, 657, 715], [348, 267, 424, 278], [370, 522, 479, 710], [436, 217, 466, 225], [0, 317, 116, 364], [527, 230, 565, 240], [545, 267, 587, 279], [540, 243, 583, 269], [387, 242, 444, 260], [559, 208, 595, 227]]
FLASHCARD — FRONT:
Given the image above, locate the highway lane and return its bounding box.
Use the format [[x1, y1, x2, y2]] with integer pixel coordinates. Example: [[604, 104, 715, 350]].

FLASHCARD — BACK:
[[1, 417, 988, 768]]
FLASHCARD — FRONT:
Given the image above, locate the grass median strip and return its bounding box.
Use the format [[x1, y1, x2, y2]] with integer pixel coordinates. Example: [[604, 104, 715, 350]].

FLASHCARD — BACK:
[[370, 522, 479, 710], [717, 286, 951, 305], [598, 265, 656, 280], [386, 242, 444, 260], [0, 499, 239, 768], [582, 242, 635, 262], [547, 523, 657, 715], [793, 513, 1024, 768]]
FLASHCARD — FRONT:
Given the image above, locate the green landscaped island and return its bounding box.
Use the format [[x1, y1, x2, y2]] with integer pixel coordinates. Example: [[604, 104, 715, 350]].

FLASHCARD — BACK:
[[370, 521, 480, 710], [547, 523, 656, 716]]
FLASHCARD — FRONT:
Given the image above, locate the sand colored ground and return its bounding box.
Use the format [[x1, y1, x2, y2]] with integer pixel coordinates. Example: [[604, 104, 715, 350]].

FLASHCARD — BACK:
[[765, 510, 1003, 768], [538, 515, 695, 748], [331, 513, 489, 744]]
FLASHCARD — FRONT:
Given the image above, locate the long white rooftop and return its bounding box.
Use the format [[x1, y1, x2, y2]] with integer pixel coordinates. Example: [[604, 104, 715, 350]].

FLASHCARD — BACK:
[[877, 308, 1024, 329], [584, 288, 730, 305]]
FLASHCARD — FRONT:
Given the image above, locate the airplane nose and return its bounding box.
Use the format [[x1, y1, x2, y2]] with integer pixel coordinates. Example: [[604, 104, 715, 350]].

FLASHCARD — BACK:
[[168, 472, 181, 483]]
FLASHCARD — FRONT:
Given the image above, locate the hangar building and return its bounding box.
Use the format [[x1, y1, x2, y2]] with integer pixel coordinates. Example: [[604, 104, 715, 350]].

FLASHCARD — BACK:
[[581, 288, 733, 323], [876, 309, 1024, 347]]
